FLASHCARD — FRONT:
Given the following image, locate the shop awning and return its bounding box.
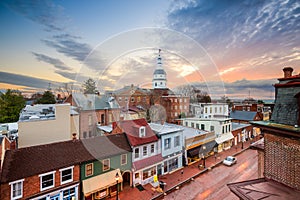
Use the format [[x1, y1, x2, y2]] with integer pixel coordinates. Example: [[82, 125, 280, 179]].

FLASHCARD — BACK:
[[82, 169, 123, 196], [187, 140, 217, 157], [215, 133, 234, 144]]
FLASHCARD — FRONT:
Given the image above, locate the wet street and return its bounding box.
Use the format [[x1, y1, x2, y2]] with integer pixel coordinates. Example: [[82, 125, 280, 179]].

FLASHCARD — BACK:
[[163, 149, 258, 200]]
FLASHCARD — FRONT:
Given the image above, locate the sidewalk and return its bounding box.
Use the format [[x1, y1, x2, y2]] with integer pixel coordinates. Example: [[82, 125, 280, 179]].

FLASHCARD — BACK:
[[108, 139, 255, 200]]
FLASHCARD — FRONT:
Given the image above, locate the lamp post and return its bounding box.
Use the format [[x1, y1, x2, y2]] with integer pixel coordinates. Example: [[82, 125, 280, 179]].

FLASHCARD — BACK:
[[115, 172, 119, 200], [202, 146, 206, 168], [241, 133, 244, 149]]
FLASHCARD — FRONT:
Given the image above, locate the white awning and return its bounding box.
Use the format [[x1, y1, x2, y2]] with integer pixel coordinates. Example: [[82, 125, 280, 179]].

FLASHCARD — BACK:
[[82, 169, 123, 196], [215, 133, 234, 144]]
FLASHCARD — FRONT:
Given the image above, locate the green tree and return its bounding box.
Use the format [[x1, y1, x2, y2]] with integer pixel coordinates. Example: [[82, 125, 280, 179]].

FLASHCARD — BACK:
[[0, 89, 26, 123], [82, 78, 98, 94], [35, 90, 56, 104]]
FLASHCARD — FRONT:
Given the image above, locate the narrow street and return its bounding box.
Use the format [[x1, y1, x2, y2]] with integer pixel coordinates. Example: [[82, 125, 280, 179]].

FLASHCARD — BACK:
[[163, 149, 258, 200]]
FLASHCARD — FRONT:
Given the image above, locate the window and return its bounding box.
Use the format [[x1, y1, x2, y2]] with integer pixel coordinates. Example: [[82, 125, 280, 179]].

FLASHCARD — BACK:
[[139, 126, 146, 137], [210, 107, 212, 113], [164, 138, 171, 150], [60, 166, 73, 184], [185, 122, 188, 126], [63, 187, 75, 200], [131, 97, 135, 102], [179, 98, 182, 102], [137, 96, 141, 102], [215, 107, 217, 113], [196, 124, 199, 129], [174, 136, 180, 147], [40, 171, 55, 191], [175, 105, 178, 109], [10, 179, 24, 200], [151, 144, 155, 154], [201, 124, 205, 130], [125, 97, 128, 102], [143, 146, 147, 156], [85, 163, 93, 177], [142, 166, 156, 180], [191, 122, 195, 128], [88, 115, 92, 126], [210, 126, 215, 131], [102, 159, 110, 171], [118, 97, 122, 102], [205, 107, 208, 113], [121, 154, 127, 165], [222, 126, 225, 133], [134, 148, 139, 159]]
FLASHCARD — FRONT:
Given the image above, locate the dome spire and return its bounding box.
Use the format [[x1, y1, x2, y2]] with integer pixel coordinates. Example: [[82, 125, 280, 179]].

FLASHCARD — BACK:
[[152, 49, 167, 89]]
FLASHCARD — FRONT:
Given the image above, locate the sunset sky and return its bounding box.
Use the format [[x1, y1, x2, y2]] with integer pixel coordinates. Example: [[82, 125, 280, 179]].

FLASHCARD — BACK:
[[0, 0, 299, 99]]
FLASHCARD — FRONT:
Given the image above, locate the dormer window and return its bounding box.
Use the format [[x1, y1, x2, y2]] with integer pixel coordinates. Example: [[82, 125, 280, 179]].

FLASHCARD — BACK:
[[139, 126, 146, 137]]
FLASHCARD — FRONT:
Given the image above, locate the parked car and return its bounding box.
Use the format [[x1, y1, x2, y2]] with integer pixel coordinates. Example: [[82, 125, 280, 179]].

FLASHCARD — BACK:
[[223, 156, 237, 166]]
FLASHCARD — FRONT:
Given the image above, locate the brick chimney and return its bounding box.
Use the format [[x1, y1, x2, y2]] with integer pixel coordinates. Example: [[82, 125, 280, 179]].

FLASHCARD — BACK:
[[283, 67, 293, 78]]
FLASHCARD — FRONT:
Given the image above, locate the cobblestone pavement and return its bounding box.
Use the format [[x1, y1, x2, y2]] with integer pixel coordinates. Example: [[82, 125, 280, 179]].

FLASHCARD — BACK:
[[107, 138, 257, 200]]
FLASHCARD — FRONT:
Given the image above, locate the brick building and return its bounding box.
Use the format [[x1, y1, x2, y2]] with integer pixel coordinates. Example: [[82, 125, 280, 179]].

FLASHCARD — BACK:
[[228, 67, 300, 199], [0, 140, 86, 200]]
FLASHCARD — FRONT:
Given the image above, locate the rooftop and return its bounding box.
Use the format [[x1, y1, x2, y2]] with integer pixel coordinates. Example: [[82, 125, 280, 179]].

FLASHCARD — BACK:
[[228, 178, 300, 200], [1, 133, 131, 183], [251, 120, 300, 138], [149, 122, 183, 136]]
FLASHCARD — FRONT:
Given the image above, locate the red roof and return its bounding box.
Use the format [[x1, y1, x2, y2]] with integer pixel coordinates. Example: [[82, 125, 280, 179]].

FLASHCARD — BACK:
[[113, 119, 158, 147], [278, 73, 300, 81], [133, 154, 164, 170]]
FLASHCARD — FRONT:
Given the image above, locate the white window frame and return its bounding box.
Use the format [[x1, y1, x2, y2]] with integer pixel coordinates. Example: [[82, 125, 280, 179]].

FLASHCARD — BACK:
[[174, 136, 180, 147], [39, 171, 56, 191], [59, 166, 74, 185], [121, 154, 127, 165], [139, 126, 146, 137], [164, 138, 171, 150], [150, 144, 155, 154], [9, 179, 24, 200], [143, 146, 147, 156]]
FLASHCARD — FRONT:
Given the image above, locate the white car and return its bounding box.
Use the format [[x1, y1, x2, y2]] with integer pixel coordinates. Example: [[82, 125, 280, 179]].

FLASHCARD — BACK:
[[223, 156, 237, 166]]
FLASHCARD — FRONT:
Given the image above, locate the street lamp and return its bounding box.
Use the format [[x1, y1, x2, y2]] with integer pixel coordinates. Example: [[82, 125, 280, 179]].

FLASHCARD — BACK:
[[115, 172, 119, 200], [202, 146, 206, 168], [241, 132, 244, 149]]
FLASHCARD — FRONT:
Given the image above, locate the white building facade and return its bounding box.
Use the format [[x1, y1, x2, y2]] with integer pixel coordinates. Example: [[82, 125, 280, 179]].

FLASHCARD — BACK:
[[182, 117, 233, 152], [150, 123, 184, 174]]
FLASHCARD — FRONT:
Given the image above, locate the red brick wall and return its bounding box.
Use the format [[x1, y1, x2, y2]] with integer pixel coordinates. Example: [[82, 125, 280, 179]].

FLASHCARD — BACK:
[[264, 133, 300, 190], [0, 165, 80, 200]]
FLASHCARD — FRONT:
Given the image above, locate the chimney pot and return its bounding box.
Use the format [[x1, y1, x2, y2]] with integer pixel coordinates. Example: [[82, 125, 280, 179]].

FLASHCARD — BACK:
[[283, 67, 293, 78]]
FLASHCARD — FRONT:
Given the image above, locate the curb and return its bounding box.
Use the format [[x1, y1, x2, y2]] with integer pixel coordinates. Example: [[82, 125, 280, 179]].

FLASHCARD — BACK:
[[151, 146, 250, 200]]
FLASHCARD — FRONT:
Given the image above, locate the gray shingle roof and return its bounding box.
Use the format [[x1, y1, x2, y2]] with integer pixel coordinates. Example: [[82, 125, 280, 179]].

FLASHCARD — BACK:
[[230, 110, 257, 121]]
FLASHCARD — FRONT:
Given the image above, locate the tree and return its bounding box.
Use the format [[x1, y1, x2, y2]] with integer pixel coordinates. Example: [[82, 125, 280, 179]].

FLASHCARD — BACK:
[[197, 92, 211, 103], [0, 89, 26, 123], [175, 84, 211, 103], [82, 78, 98, 94], [35, 90, 56, 104], [220, 95, 233, 108]]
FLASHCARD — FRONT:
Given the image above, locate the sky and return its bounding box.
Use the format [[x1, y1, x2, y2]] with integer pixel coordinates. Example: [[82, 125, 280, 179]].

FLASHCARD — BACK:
[[0, 0, 299, 99]]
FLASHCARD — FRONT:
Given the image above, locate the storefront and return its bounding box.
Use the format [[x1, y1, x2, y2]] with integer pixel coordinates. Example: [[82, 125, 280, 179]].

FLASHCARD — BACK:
[[215, 133, 234, 152], [132, 155, 163, 186], [162, 153, 183, 174], [82, 169, 123, 200], [187, 140, 217, 162], [30, 184, 79, 200]]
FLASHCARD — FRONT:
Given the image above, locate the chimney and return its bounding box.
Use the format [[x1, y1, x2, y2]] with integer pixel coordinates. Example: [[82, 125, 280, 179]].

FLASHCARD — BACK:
[[283, 67, 293, 78], [72, 133, 77, 140]]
